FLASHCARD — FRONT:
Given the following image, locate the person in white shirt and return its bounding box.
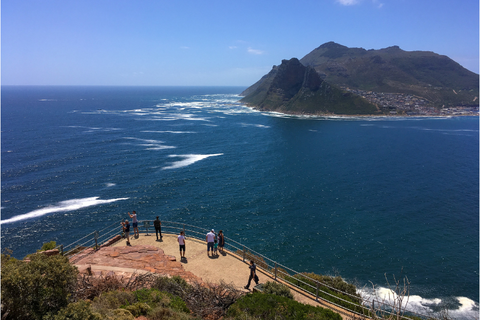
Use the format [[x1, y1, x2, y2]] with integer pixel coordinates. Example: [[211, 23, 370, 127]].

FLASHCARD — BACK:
[[128, 211, 139, 238], [177, 231, 186, 258], [206, 229, 215, 256]]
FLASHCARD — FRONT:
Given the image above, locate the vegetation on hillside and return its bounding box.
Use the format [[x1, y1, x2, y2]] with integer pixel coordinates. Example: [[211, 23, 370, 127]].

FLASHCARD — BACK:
[[300, 42, 479, 108]]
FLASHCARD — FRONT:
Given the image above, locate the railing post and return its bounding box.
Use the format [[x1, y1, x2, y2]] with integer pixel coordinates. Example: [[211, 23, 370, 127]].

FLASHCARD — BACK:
[[242, 245, 246, 262], [94, 231, 99, 250], [275, 262, 277, 280], [316, 281, 319, 301], [183, 224, 185, 234], [60, 244, 64, 256]]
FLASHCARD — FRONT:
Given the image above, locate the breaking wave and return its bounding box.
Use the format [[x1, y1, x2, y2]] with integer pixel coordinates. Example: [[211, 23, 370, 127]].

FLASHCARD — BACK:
[[1, 197, 129, 225], [162, 154, 223, 170]]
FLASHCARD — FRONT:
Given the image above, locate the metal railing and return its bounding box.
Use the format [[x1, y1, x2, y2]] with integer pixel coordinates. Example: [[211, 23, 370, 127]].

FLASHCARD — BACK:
[[57, 220, 430, 320]]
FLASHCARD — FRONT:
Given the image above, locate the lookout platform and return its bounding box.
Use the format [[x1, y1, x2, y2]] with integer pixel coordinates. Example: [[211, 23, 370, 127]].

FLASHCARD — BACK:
[[71, 232, 359, 320]]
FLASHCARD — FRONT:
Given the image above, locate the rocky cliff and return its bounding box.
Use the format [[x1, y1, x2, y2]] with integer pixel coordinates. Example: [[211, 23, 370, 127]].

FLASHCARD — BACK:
[[240, 58, 378, 115]]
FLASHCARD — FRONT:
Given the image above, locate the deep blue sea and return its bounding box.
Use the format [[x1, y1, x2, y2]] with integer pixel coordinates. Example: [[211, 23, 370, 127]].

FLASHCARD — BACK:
[[2, 86, 478, 318]]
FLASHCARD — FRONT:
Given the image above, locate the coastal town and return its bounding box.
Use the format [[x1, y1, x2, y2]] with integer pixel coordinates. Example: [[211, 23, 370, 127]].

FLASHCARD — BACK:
[[343, 88, 479, 116]]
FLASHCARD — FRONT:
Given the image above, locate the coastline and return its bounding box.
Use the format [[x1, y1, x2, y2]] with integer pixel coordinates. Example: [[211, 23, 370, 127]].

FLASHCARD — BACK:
[[240, 102, 479, 119]]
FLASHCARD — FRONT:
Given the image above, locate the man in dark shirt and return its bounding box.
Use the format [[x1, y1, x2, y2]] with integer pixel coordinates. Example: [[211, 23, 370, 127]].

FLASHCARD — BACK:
[[154, 216, 162, 240], [244, 260, 259, 290]]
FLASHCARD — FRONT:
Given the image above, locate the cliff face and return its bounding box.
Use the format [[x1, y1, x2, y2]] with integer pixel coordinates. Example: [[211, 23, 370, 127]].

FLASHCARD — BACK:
[[240, 58, 378, 115]]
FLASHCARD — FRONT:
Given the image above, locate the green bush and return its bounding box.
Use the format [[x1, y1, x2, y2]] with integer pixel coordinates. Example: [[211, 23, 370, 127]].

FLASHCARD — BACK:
[[152, 275, 191, 298], [92, 290, 136, 312], [262, 281, 294, 299], [226, 292, 342, 320], [148, 306, 193, 320], [1, 253, 78, 320], [123, 302, 151, 317], [38, 241, 57, 252], [43, 301, 102, 320], [284, 273, 365, 313], [132, 288, 189, 313], [107, 309, 135, 320]]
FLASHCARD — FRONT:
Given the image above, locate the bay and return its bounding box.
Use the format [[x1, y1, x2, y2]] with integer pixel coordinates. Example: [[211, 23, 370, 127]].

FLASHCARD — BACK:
[[1, 86, 478, 318]]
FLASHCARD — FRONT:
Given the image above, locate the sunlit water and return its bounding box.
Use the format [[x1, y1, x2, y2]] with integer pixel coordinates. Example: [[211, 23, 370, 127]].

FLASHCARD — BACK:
[[2, 86, 478, 318]]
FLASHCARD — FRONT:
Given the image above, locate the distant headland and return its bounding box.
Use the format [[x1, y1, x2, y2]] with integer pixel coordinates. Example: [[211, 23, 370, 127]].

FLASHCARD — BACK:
[[240, 42, 479, 116]]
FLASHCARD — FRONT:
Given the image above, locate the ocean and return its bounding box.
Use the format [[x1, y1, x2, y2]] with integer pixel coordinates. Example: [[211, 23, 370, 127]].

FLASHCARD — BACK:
[[1, 86, 478, 318]]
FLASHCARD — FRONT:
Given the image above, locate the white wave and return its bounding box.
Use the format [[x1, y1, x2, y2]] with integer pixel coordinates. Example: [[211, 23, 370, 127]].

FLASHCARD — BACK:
[[1, 197, 129, 225], [123, 137, 176, 150], [65, 125, 122, 132], [105, 183, 116, 187], [240, 122, 271, 128], [359, 287, 479, 319], [162, 153, 223, 170], [141, 130, 196, 134], [143, 113, 211, 121]]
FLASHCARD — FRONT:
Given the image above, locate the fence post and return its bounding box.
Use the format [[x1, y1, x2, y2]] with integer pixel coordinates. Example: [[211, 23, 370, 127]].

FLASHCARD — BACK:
[[275, 262, 277, 280], [183, 224, 185, 234], [60, 244, 64, 256], [94, 231, 99, 250], [242, 245, 246, 262], [316, 281, 319, 301]]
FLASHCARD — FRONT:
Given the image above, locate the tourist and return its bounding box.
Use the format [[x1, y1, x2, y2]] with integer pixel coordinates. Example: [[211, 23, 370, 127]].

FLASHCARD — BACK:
[[121, 219, 131, 246], [213, 233, 218, 255], [244, 260, 259, 290], [128, 211, 139, 238], [154, 216, 162, 240], [177, 231, 186, 258], [206, 229, 215, 256], [218, 230, 225, 253]]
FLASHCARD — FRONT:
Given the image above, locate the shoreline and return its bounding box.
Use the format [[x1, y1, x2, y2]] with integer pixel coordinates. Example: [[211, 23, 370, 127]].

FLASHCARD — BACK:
[[241, 103, 479, 119]]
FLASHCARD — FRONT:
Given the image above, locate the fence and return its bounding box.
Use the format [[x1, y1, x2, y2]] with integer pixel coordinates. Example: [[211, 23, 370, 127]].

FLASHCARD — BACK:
[[57, 220, 429, 320]]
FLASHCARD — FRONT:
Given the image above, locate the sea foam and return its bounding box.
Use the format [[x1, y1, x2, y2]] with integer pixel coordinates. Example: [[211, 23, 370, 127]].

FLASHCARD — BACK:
[[162, 154, 223, 170], [359, 287, 479, 319], [0, 197, 129, 225]]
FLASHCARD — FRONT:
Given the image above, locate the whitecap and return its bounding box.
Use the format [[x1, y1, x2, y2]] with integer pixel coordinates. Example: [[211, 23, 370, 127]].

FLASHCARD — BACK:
[[359, 287, 479, 319], [105, 183, 116, 187], [240, 123, 271, 128], [141, 130, 196, 134], [0, 197, 129, 225], [162, 153, 223, 170]]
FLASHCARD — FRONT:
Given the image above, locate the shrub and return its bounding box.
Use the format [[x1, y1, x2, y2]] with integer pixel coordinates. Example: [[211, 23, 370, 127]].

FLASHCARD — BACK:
[[132, 288, 189, 313], [91, 290, 136, 316], [285, 273, 365, 313], [1, 253, 78, 320], [38, 241, 57, 252], [226, 292, 342, 320], [123, 302, 151, 317], [108, 308, 135, 320], [262, 281, 294, 299], [149, 306, 193, 320], [43, 301, 102, 320], [152, 275, 191, 297]]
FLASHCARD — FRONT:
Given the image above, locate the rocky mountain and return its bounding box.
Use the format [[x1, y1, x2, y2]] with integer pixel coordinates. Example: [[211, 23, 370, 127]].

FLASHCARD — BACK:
[[240, 58, 378, 115], [300, 42, 479, 108], [241, 42, 478, 115]]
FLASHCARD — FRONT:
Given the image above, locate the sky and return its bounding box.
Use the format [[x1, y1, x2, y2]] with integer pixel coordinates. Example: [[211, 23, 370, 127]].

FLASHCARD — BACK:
[[2, 0, 479, 86]]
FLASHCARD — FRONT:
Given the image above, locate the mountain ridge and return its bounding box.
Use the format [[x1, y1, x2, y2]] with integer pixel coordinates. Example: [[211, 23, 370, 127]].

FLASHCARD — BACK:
[[241, 42, 478, 116]]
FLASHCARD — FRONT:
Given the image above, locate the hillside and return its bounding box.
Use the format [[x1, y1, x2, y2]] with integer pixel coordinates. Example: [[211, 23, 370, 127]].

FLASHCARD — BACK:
[[300, 42, 479, 108], [240, 58, 379, 115]]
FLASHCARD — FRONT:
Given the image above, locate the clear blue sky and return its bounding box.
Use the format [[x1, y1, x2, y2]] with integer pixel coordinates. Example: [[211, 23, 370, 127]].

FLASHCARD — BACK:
[[2, 0, 479, 86]]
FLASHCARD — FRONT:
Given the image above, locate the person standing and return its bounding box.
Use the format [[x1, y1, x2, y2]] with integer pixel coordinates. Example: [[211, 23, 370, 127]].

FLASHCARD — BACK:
[[128, 211, 139, 238], [177, 231, 186, 258], [244, 260, 259, 290], [154, 216, 162, 240], [121, 219, 131, 246], [218, 230, 225, 253], [206, 229, 215, 256]]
